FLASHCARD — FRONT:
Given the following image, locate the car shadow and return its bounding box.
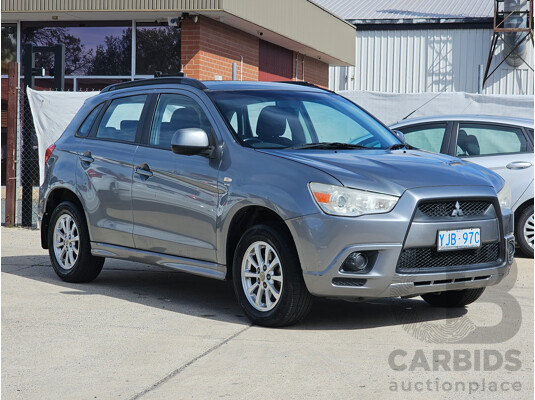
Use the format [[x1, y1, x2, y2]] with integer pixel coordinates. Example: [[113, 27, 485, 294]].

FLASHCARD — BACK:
[[2, 254, 470, 331]]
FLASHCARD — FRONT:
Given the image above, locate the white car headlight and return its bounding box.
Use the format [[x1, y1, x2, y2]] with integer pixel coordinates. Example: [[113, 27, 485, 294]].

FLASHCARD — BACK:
[[497, 181, 512, 211], [309, 182, 399, 217]]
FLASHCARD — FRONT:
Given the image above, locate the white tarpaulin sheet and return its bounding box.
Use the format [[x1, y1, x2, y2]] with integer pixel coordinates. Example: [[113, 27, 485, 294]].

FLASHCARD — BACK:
[[28, 88, 534, 184], [339, 90, 534, 126], [27, 88, 97, 184]]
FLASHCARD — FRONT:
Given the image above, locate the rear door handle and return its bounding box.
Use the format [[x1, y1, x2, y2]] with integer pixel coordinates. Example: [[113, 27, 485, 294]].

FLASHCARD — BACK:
[[135, 163, 153, 177], [79, 151, 94, 164], [506, 161, 532, 170]]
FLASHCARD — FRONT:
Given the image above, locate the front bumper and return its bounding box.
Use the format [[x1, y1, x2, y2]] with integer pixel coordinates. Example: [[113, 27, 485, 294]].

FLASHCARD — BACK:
[[287, 186, 514, 300]]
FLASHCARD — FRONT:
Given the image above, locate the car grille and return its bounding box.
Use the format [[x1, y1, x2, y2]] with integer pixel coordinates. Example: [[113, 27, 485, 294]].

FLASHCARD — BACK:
[[418, 201, 491, 218], [396, 242, 501, 273]]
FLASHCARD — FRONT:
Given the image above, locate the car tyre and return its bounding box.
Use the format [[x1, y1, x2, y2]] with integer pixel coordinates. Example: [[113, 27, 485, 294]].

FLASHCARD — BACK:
[[232, 224, 313, 327], [516, 204, 534, 258], [421, 288, 485, 307], [48, 201, 104, 283]]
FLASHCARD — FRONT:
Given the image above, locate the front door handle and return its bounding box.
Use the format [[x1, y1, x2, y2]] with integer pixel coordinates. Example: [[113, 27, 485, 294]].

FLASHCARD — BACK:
[[79, 151, 94, 164], [506, 161, 532, 170], [135, 163, 153, 177]]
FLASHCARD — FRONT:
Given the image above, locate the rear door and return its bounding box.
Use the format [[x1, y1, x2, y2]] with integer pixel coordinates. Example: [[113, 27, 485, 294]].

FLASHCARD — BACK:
[[452, 122, 534, 208], [76, 93, 149, 247], [131, 91, 221, 262]]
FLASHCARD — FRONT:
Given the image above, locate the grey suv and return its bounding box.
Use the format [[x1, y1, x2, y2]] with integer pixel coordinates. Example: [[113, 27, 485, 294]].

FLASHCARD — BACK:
[[39, 78, 515, 327]]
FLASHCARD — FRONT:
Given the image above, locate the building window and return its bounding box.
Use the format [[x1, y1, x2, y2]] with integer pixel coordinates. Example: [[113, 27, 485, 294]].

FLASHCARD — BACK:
[[21, 21, 132, 76], [135, 23, 181, 76]]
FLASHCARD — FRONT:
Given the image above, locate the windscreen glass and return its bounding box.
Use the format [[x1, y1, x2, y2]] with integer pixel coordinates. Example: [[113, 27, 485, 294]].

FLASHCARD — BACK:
[[209, 90, 399, 149]]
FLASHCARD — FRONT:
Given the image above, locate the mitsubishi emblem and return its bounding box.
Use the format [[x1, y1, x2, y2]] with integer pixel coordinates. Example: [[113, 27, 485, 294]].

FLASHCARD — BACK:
[[451, 201, 464, 217]]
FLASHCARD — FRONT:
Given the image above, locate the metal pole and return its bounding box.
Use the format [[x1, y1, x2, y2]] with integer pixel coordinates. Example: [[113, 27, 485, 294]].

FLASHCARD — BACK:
[[5, 62, 18, 227], [54, 44, 65, 91], [478, 64, 485, 93], [232, 63, 237, 80], [21, 43, 35, 227], [131, 20, 136, 80]]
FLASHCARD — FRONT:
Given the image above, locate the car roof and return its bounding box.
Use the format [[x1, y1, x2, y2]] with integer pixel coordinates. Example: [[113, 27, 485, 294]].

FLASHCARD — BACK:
[[391, 115, 534, 129]]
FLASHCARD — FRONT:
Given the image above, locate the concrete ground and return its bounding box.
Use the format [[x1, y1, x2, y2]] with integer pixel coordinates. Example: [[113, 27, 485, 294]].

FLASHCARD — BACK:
[[2, 227, 533, 399]]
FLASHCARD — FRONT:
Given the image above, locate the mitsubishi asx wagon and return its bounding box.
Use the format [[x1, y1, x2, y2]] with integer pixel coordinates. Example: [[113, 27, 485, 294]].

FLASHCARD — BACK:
[[39, 77, 515, 327]]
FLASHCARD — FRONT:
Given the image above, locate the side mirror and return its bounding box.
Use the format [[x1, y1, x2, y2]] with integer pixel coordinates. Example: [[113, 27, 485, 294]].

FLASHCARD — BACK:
[[171, 128, 214, 157], [392, 130, 406, 144]]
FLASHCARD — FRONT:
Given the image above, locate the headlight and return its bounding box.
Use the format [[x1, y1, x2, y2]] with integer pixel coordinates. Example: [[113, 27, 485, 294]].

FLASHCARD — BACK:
[[497, 181, 511, 211], [309, 182, 399, 217]]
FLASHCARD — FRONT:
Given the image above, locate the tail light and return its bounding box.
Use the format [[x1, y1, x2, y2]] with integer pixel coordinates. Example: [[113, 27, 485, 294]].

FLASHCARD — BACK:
[[45, 144, 56, 164]]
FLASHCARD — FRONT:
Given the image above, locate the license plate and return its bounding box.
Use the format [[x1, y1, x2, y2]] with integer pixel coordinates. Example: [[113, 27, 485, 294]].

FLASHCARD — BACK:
[[437, 228, 480, 251]]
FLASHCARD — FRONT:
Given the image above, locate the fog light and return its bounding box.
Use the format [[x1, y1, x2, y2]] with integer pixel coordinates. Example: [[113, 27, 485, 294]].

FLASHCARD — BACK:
[[507, 240, 515, 264], [342, 252, 368, 272]]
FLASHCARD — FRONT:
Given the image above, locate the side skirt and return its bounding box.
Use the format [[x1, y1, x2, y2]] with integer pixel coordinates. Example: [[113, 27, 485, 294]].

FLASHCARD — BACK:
[[91, 242, 227, 280]]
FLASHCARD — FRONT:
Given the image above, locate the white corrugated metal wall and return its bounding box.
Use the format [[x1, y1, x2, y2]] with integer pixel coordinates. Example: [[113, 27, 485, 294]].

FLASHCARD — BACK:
[[330, 28, 534, 95]]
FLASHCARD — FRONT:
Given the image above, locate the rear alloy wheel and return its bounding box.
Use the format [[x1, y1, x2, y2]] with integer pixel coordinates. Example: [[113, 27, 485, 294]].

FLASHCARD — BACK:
[[48, 201, 104, 283], [516, 204, 534, 258], [421, 288, 485, 307], [232, 225, 312, 327]]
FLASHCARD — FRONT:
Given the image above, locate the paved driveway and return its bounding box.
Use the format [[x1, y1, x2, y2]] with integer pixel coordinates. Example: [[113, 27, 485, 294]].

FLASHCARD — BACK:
[[2, 227, 533, 399]]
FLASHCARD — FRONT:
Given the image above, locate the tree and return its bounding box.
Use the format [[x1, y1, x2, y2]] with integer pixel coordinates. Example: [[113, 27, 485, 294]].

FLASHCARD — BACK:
[[135, 26, 181, 75], [87, 29, 131, 75], [22, 27, 94, 75]]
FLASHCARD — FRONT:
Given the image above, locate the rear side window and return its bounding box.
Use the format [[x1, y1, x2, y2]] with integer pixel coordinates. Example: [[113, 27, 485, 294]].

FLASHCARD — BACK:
[[77, 103, 104, 137], [96, 95, 147, 143], [397, 123, 447, 153], [456, 123, 528, 156]]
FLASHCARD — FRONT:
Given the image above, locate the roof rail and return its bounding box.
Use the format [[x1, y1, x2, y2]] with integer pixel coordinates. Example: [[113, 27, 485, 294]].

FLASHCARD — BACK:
[[275, 81, 332, 92], [101, 77, 208, 93]]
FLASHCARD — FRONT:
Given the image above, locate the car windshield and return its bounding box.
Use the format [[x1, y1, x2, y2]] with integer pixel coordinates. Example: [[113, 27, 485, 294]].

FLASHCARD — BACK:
[[208, 90, 400, 149]]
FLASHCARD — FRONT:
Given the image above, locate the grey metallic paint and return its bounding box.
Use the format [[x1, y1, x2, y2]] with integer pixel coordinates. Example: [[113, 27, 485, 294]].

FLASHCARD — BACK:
[[39, 81, 514, 300]]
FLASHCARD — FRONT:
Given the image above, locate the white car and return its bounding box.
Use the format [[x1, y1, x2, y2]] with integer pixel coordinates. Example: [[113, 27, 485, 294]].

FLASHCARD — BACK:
[[391, 115, 534, 257]]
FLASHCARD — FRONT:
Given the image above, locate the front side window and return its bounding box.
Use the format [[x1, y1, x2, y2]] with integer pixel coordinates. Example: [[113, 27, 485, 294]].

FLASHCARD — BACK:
[[456, 123, 528, 157], [96, 95, 146, 142], [209, 90, 398, 149], [149, 94, 212, 149], [397, 123, 447, 153]]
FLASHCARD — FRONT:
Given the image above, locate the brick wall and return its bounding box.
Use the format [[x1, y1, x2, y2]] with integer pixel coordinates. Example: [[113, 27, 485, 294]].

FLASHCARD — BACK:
[[181, 15, 329, 88], [293, 53, 329, 89], [181, 16, 259, 81]]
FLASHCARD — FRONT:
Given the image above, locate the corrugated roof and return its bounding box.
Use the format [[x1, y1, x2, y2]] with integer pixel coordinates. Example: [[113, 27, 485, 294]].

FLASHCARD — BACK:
[[312, 0, 493, 21]]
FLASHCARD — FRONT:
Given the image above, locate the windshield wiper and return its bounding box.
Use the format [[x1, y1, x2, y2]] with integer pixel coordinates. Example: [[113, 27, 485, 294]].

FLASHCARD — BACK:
[[384, 143, 416, 150], [289, 142, 371, 150]]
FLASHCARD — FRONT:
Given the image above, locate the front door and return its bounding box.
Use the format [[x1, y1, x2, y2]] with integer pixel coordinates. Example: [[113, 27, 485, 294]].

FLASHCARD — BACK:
[[131, 92, 221, 262]]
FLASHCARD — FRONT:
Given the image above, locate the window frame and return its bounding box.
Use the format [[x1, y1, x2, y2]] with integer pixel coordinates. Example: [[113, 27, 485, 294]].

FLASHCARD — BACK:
[[138, 90, 220, 151], [75, 102, 106, 138], [451, 121, 533, 158], [397, 122, 452, 154]]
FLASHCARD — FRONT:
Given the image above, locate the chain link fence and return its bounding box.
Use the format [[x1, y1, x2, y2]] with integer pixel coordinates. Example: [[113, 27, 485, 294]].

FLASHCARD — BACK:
[[7, 87, 40, 228]]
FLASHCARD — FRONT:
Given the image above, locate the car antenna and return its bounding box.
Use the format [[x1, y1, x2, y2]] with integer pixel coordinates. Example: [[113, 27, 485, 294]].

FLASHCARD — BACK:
[[401, 88, 448, 120]]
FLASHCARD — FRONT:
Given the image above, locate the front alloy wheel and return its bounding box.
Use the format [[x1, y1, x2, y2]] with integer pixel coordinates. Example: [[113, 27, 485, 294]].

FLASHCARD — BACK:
[[241, 241, 284, 312], [232, 224, 312, 327]]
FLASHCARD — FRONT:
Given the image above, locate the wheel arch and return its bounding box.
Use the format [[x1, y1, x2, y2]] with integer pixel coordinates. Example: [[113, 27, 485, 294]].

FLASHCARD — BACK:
[[514, 198, 534, 222], [224, 205, 296, 280], [41, 188, 85, 249]]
